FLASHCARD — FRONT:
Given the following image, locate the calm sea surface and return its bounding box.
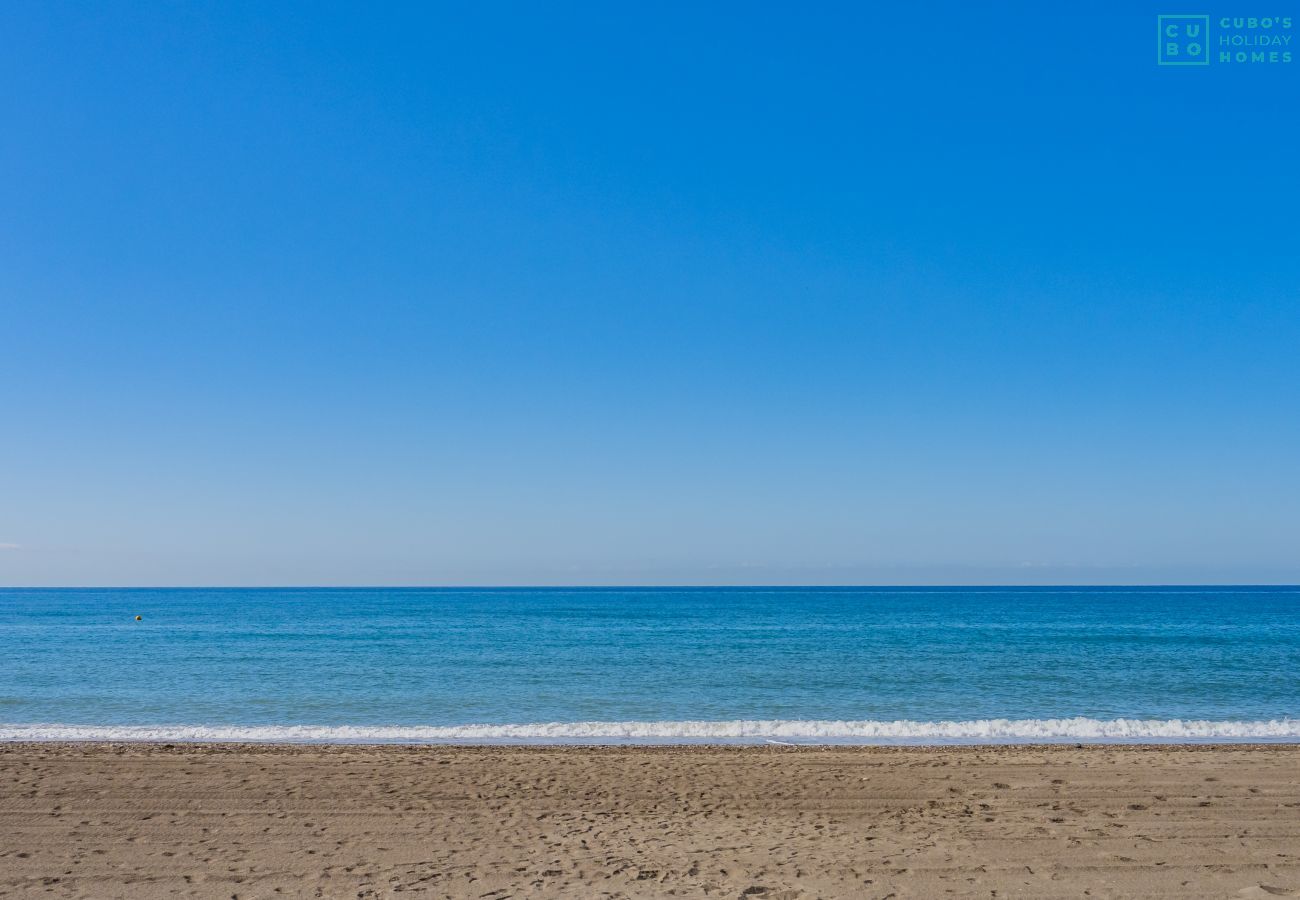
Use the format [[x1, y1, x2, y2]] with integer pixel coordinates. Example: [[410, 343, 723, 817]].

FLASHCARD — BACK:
[[2, 587, 1299, 743]]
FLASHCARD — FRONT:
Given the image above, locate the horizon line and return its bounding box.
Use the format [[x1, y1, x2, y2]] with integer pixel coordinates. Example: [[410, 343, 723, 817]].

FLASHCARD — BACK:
[[3, 584, 1299, 591]]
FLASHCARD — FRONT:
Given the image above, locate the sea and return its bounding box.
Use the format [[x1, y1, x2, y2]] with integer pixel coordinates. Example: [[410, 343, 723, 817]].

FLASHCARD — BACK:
[[2, 586, 1299, 744]]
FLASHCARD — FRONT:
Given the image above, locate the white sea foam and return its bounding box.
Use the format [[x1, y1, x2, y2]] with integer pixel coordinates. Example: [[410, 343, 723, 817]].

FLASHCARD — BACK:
[[3, 718, 1300, 744]]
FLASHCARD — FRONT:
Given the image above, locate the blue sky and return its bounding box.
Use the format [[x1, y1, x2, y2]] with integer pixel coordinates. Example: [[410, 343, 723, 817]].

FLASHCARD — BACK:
[[2, 2, 1297, 585]]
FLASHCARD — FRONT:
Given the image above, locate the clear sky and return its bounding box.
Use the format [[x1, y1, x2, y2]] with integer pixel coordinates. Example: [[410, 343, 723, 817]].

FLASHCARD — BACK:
[[2, 2, 1297, 586]]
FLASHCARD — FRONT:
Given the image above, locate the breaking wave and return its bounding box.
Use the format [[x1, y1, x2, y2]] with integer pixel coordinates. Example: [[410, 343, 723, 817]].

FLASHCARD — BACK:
[[4, 717, 1300, 744]]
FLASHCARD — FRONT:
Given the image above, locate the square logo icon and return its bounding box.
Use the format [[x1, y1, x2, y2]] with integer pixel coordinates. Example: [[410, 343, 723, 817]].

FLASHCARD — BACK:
[[1157, 15, 1211, 65]]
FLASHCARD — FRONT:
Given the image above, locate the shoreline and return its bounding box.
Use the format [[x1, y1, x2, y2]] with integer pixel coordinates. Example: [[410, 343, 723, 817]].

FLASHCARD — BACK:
[[7, 739, 1300, 750], [5, 742, 1300, 897], [7, 715, 1300, 745]]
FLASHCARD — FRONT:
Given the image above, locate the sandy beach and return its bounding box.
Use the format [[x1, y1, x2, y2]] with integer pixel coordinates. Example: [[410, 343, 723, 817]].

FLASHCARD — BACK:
[[0, 744, 1297, 898]]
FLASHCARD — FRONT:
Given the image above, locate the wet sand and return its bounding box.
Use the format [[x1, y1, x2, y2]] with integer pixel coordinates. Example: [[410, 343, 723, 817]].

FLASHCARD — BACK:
[[2, 743, 1299, 898]]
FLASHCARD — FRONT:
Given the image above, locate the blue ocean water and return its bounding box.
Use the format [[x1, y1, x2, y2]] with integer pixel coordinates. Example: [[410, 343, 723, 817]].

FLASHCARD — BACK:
[[2, 587, 1299, 743]]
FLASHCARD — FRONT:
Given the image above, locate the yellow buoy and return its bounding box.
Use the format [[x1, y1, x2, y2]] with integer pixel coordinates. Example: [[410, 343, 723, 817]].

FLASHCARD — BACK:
[[134, 615, 143, 621]]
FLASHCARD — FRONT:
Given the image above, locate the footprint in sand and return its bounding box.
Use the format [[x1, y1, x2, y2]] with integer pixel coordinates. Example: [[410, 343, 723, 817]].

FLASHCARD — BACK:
[[1237, 886, 1300, 898]]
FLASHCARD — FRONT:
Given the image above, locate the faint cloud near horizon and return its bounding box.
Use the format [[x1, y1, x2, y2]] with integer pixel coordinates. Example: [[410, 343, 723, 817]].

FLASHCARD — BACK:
[[0, 543, 21, 551]]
